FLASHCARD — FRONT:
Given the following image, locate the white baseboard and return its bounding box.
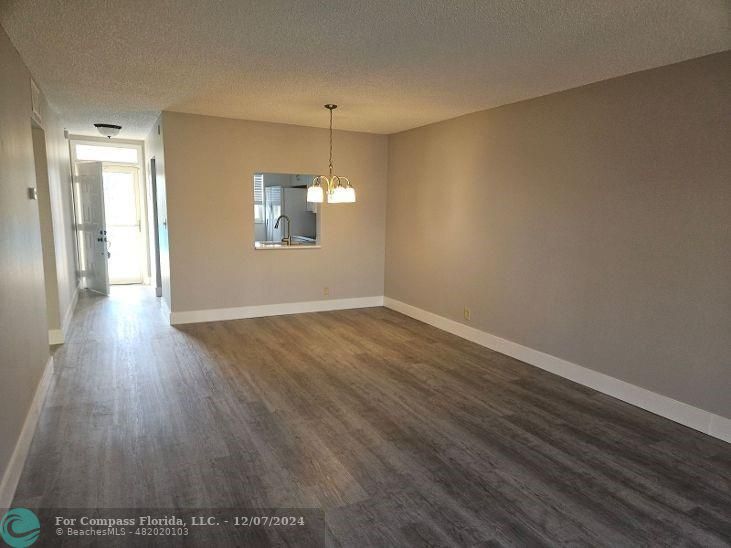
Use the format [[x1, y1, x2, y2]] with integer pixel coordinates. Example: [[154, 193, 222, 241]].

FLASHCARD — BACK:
[[0, 355, 54, 509], [709, 414, 731, 442], [47, 286, 79, 345], [170, 296, 385, 325], [383, 297, 730, 444]]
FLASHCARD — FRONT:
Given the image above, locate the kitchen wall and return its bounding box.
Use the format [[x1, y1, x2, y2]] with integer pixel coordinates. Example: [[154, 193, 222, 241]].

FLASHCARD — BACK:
[[160, 111, 388, 314], [0, 25, 75, 495], [385, 51, 731, 418]]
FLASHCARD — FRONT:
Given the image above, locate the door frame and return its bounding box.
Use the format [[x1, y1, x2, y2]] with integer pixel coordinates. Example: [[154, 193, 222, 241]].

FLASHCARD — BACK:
[[69, 137, 151, 286], [149, 157, 163, 297]]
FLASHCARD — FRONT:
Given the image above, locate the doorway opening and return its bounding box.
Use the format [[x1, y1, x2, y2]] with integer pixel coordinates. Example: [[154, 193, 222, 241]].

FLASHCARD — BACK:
[[70, 139, 150, 292], [102, 165, 143, 284]]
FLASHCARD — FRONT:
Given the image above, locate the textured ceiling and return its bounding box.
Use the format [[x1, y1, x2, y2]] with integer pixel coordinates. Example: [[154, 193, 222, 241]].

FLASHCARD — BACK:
[[1, 1, 728, 138]]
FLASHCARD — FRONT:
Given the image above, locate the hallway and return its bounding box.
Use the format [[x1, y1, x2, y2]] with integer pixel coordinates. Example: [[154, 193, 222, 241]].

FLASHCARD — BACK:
[[12, 286, 731, 545]]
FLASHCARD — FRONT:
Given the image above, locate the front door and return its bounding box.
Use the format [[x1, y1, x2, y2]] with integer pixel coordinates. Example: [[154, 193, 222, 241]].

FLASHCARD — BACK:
[[74, 161, 109, 295]]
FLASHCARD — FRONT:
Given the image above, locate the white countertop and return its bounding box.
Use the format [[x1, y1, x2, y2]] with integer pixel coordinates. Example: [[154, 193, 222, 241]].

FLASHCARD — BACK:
[[254, 242, 321, 250]]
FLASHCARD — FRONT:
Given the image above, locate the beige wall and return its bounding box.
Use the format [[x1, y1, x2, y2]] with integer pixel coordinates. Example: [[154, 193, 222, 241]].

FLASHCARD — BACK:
[[0, 26, 51, 484], [161, 111, 388, 312], [1, 24, 76, 490], [386, 51, 731, 418]]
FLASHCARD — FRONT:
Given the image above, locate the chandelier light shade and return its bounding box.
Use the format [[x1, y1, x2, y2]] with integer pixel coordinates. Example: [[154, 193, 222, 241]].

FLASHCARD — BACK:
[[94, 123, 122, 138], [306, 183, 324, 203], [342, 185, 356, 203], [307, 104, 356, 204]]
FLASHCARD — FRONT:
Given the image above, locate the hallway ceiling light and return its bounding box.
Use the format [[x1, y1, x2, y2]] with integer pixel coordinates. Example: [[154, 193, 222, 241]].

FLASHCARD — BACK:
[[307, 105, 355, 204], [94, 123, 122, 138]]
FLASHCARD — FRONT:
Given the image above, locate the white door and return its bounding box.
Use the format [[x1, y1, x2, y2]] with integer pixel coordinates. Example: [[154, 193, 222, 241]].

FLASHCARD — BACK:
[[102, 165, 143, 284], [74, 161, 109, 295]]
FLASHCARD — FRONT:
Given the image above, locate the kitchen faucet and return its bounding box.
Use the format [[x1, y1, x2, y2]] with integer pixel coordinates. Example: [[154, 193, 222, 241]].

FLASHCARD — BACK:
[[274, 214, 291, 245]]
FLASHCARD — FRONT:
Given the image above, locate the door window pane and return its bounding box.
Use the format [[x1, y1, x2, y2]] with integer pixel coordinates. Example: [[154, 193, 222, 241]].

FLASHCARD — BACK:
[[103, 171, 137, 225]]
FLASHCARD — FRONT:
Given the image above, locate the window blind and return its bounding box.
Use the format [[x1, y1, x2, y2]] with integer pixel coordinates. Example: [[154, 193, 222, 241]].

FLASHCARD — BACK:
[[253, 173, 264, 222]]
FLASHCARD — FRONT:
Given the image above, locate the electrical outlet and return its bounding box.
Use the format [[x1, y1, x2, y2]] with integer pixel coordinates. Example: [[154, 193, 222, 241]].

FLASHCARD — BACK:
[[323, 287, 329, 297], [463, 307, 471, 321]]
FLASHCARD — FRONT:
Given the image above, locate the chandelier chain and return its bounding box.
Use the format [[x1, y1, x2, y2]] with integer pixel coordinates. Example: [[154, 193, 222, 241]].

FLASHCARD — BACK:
[[329, 107, 333, 173], [307, 103, 354, 204]]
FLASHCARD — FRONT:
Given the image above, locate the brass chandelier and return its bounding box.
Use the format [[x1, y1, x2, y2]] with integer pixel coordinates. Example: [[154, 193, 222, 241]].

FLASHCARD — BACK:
[[307, 104, 355, 204]]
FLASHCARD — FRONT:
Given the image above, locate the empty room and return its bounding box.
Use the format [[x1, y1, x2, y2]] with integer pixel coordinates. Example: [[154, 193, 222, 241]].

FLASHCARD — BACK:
[[0, 1, 729, 546]]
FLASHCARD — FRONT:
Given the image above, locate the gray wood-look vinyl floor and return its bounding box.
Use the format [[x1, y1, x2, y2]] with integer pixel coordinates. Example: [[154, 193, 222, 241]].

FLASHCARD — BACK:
[[13, 286, 730, 546]]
